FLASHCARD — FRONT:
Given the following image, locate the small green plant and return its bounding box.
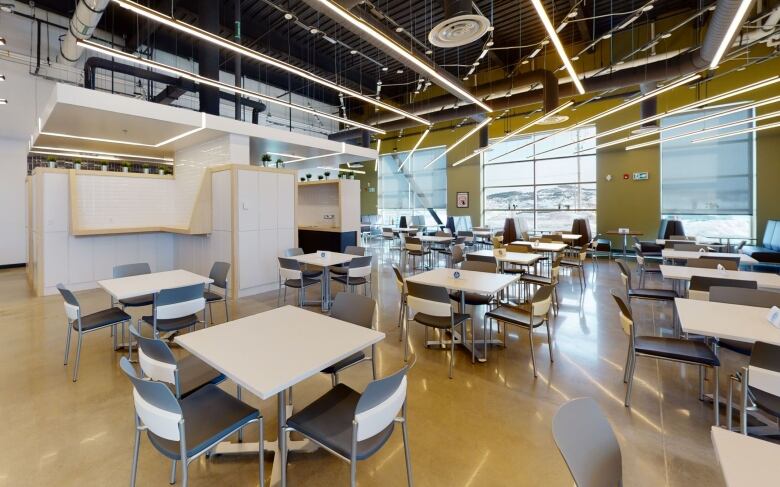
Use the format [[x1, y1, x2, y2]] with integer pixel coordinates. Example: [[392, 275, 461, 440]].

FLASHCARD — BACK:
[[323, 171, 331, 179], [300, 177, 306, 182], [318, 175, 324, 180], [276, 158, 283, 168], [305, 173, 312, 181], [46, 156, 56, 162], [262, 154, 272, 167]]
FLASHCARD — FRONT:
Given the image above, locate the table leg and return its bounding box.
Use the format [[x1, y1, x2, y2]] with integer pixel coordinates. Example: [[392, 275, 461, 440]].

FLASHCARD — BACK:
[[322, 268, 330, 312], [623, 234, 628, 260]]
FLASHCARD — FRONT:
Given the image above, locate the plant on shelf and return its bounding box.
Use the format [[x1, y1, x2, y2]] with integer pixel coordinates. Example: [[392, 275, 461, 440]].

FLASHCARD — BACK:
[[121, 162, 130, 173], [300, 177, 306, 182], [101, 161, 109, 171], [305, 173, 312, 181], [276, 158, 283, 168], [46, 156, 56, 168], [262, 153, 272, 167], [318, 175, 324, 180], [323, 171, 331, 179], [349, 173, 356, 179], [73, 159, 82, 170], [142, 164, 151, 174]]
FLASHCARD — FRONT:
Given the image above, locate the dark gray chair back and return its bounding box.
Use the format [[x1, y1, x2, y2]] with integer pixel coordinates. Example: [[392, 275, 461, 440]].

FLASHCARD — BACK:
[[129, 324, 176, 365], [119, 357, 183, 442], [57, 283, 80, 307], [461, 260, 496, 273], [689, 276, 757, 292], [331, 292, 375, 329], [114, 262, 151, 279], [344, 246, 366, 256], [208, 261, 230, 289], [552, 397, 622, 487], [709, 287, 780, 308], [465, 253, 497, 264], [156, 283, 206, 307], [284, 248, 304, 257], [349, 255, 373, 269], [435, 231, 449, 237], [671, 243, 708, 251], [406, 281, 449, 304], [686, 258, 738, 270], [278, 257, 302, 271]]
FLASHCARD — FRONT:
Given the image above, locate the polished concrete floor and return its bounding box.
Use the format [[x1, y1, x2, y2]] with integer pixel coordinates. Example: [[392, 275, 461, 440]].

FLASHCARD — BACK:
[[0, 246, 745, 486]]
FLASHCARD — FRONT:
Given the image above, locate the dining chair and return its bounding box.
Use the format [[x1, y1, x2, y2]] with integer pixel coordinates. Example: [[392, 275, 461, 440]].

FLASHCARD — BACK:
[[560, 246, 588, 290], [283, 358, 415, 487], [278, 257, 322, 307], [113, 263, 154, 309], [457, 230, 475, 248], [520, 256, 562, 315], [729, 341, 780, 434], [615, 260, 677, 334], [552, 397, 622, 487], [686, 258, 739, 270], [129, 324, 225, 398], [465, 253, 497, 267], [610, 290, 720, 425], [203, 261, 230, 325], [633, 247, 662, 287], [331, 255, 373, 296], [443, 240, 466, 268], [392, 265, 408, 342], [330, 246, 366, 276], [119, 357, 263, 487], [711, 286, 780, 356], [58, 283, 131, 382], [138, 283, 206, 344], [320, 293, 377, 385], [284, 248, 323, 279], [484, 285, 554, 377], [405, 281, 471, 378], [688, 276, 756, 301], [404, 237, 430, 273]]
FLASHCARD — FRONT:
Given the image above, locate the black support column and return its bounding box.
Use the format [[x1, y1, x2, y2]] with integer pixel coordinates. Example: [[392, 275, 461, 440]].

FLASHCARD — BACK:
[[197, 0, 220, 116]]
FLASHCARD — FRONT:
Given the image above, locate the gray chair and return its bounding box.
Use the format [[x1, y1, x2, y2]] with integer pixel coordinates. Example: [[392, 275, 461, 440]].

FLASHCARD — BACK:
[[730, 341, 780, 434], [278, 257, 321, 307], [404, 237, 430, 273], [465, 253, 497, 265], [58, 283, 131, 382], [439, 237, 466, 267], [457, 230, 475, 248], [331, 255, 373, 296], [129, 324, 224, 398], [113, 263, 154, 309], [610, 290, 720, 425], [120, 357, 263, 487], [710, 287, 780, 356], [405, 281, 471, 378], [484, 285, 554, 377], [688, 276, 756, 301], [284, 248, 323, 279], [560, 246, 588, 290], [392, 265, 407, 342], [139, 283, 205, 340], [284, 359, 414, 487], [330, 246, 366, 276], [552, 397, 622, 487], [449, 260, 497, 310], [633, 247, 662, 287], [686, 258, 739, 270], [321, 293, 377, 385], [204, 261, 230, 325], [615, 260, 677, 333]]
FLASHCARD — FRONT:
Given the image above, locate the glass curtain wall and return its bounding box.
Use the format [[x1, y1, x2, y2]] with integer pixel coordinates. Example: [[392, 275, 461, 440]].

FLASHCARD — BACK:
[[660, 106, 755, 238], [378, 146, 447, 226], [482, 126, 597, 231]]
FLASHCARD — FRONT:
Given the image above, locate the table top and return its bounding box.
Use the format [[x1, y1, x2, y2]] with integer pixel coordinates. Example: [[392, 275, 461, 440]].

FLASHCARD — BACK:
[[175, 306, 385, 400], [472, 230, 493, 237], [291, 251, 357, 267], [660, 265, 780, 290], [661, 249, 758, 264], [391, 227, 418, 232], [406, 267, 519, 295], [675, 298, 780, 345], [656, 239, 726, 246], [97, 269, 213, 300], [418, 235, 454, 243], [469, 249, 541, 266], [711, 427, 780, 487], [606, 230, 643, 236], [511, 241, 568, 252]]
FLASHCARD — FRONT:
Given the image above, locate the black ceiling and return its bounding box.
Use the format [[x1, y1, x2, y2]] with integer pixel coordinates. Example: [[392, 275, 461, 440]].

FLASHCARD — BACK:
[[24, 0, 700, 110]]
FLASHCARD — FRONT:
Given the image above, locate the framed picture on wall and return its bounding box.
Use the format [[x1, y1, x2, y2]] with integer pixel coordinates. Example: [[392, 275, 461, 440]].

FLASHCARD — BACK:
[[456, 192, 469, 208]]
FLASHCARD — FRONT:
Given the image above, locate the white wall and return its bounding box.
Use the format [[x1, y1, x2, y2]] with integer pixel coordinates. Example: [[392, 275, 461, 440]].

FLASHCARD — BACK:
[[0, 138, 29, 265]]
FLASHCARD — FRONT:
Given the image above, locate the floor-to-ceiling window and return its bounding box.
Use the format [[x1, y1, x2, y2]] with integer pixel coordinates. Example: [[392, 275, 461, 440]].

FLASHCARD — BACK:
[[482, 126, 597, 231], [660, 106, 755, 238], [378, 145, 447, 226]]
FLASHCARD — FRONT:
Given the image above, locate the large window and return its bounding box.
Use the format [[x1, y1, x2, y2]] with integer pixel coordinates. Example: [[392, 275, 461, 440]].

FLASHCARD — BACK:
[[660, 106, 755, 238], [482, 126, 597, 231], [378, 146, 447, 226]]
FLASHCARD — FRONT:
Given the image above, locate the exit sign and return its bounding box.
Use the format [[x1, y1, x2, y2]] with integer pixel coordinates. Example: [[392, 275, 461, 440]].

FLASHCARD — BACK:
[[633, 172, 649, 181]]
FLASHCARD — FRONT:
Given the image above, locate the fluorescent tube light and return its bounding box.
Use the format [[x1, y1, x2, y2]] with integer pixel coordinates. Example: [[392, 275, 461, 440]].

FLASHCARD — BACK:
[[692, 120, 780, 143], [0, 98, 7, 104], [316, 0, 491, 111], [531, 0, 584, 94], [282, 143, 347, 164], [113, 0, 430, 126], [374, 138, 381, 171], [710, 0, 753, 69], [78, 40, 385, 135], [31, 146, 174, 162], [397, 128, 430, 172], [425, 117, 492, 168], [319, 166, 365, 174]]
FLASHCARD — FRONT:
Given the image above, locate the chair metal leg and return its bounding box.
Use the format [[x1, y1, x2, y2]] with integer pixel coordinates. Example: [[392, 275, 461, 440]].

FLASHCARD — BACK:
[[224, 299, 229, 323], [350, 459, 357, 487], [699, 366, 705, 401], [528, 327, 537, 378], [545, 320, 554, 362], [403, 315, 410, 362], [401, 406, 414, 487], [371, 347, 377, 380], [206, 302, 212, 327], [288, 387, 293, 407], [623, 346, 633, 383], [169, 460, 177, 484], [727, 374, 736, 431], [714, 365, 720, 427], [63, 322, 72, 365], [741, 367, 749, 434], [625, 353, 637, 406], [449, 325, 455, 379], [72, 332, 83, 382], [181, 461, 188, 487], [130, 424, 141, 487]]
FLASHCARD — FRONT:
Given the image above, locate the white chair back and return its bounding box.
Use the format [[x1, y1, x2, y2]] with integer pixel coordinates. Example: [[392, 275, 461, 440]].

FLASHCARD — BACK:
[[120, 357, 182, 442], [354, 366, 409, 442], [278, 257, 303, 281]]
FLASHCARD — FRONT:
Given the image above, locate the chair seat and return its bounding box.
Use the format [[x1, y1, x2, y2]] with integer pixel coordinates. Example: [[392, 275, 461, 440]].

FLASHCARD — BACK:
[[521, 274, 553, 285], [640, 264, 662, 273], [303, 270, 324, 279], [285, 277, 320, 288], [142, 314, 199, 333], [147, 385, 259, 460], [412, 312, 470, 329], [203, 290, 225, 302], [74, 307, 131, 331], [331, 275, 368, 286], [407, 250, 430, 257], [329, 265, 348, 276], [177, 353, 226, 398], [119, 294, 154, 308], [718, 338, 752, 356], [286, 384, 394, 461], [484, 305, 545, 328], [448, 291, 493, 306], [321, 352, 366, 374], [634, 336, 719, 366], [752, 388, 780, 418], [628, 288, 677, 301]]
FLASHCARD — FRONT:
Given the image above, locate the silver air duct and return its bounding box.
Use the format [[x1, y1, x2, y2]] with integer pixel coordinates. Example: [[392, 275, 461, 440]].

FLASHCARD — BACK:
[[59, 0, 110, 64]]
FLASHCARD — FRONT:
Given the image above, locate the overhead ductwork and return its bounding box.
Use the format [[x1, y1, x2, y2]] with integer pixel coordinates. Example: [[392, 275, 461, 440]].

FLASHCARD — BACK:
[[197, 0, 221, 116], [634, 82, 659, 134], [59, 0, 110, 64], [428, 0, 491, 48]]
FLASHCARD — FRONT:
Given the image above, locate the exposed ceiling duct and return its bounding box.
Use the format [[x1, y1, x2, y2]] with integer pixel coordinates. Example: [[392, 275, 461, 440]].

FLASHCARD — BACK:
[[59, 0, 110, 64], [428, 0, 491, 48]]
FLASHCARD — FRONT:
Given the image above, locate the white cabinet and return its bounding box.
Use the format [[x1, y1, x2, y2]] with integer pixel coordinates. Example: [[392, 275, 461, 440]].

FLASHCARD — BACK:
[[258, 172, 278, 230]]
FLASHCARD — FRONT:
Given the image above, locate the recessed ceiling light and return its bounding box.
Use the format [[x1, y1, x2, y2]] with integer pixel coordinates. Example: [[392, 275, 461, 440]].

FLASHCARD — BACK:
[[350, 50, 357, 54], [0, 99, 8, 104], [395, 27, 403, 33], [660, 33, 672, 39], [541, 39, 550, 45], [284, 13, 293, 20], [487, 26, 494, 32], [486, 41, 494, 47], [567, 11, 578, 18], [642, 4, 654, 11], [462, 76, 468, 81], [0, 37, 6, 46], [425, 49, 433, 55], [382, 67, 389, 71], [0, 74, 5, 81], [376, 80, 382, 85], [522, 59, 529, 64], [571, 55, 579, 61], [309, 28, 318, 34], [473, 61, 480, 66], [602, 33, 612, 40], [396, 69, 404, 74]]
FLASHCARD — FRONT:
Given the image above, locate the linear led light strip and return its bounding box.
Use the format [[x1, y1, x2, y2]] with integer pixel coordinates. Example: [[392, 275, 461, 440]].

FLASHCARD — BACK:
[[424, 117, 493, 169], [625, 108, 780, 151], [282, 143, 347, 164], [113, 0, 430, 126], [318, 166, 366, 174], [494, 73, 700, 161], [710, 0, 754, 69], [374, 138, 381, 171], [316, 0, 491, 112], [451, 101, 574, 167], [397, 128, 430, 172], [530, 0, 584, 94], [78, 40, 385, 135], [31, 145, 174, 162], [692, 119, 780, 143], [534, 76, 780, 158]]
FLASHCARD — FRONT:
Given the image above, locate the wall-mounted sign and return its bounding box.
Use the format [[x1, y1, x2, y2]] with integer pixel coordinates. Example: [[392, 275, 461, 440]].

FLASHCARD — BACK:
[[456, 192, 469, 208], [633, 171, 649, 181]]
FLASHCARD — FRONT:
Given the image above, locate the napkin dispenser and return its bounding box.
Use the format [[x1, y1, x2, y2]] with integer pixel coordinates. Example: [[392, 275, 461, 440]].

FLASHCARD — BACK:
[[768, 306, 780, 329]]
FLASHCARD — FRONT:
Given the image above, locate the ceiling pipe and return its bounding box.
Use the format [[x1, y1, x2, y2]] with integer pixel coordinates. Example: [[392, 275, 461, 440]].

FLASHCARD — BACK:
[[59, 0, 110, 64], [639, 82, 659, 130], [197, 0, 221, 116], [331, 0, 753, 141]]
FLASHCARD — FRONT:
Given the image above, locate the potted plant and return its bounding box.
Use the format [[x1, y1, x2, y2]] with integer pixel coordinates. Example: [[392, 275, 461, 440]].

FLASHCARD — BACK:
[[276, 158, 283, 169], [122, 162, 130, 173], [318, 175, 324, 180], [349, 173, 355, 179], [262, 153, 272, 167], [101, 162, 109, 171], [305, 173, 312, 181], [142, 164, 150, 174], [323, 171, 331, 179], [300, 177, 306, 182], [73, 159, 82, 170], [158, 166, 165, 175], [46, 156, 56, 169]]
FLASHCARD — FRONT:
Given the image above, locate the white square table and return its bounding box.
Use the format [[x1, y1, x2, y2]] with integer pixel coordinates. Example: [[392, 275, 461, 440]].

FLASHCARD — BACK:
[[660, 265, 780, 293], [711, 427, 780, 487], [675, 298, 780, 346], [661, 249, 757, 265], [511, 241, 568, 252], [98, 269, 213, 301], [405, 268, 519, 362], [290, 252, 359, 311], [468, 249, 542, 267], [175, 306, 385, 487]]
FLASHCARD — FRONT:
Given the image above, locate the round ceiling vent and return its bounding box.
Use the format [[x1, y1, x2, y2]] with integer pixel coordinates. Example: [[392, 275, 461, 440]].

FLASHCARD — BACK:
[[428, 14, 491, 48], [536, 114, 570, 125]]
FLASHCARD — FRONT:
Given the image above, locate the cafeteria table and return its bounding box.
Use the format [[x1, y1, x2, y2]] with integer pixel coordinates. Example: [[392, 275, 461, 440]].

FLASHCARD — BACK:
[[661, 249, 758, 265], [605, 230, 643, 260], [290, 251, 357, 311], [711, 426, 780, 487], [660, 265, 780, 294]]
